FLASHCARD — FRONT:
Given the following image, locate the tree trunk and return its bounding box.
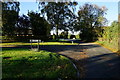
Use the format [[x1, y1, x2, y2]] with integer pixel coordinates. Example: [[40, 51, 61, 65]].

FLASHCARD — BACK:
[[56, 25, 58, 39]]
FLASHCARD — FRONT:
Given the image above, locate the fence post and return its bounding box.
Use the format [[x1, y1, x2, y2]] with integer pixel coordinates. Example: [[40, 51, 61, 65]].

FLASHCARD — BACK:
[[30, 39, 32, 49], [38, 40, 39, 50], [72, 41, 74, 44]]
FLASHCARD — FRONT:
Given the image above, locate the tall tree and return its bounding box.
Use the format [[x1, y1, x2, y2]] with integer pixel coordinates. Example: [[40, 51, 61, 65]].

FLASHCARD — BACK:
[[16, 15, 30, 35], [28, 11, 51, 40], [2, 1, 20, 36], [39, 2, 78, 38], [75, 3, 107, 41]]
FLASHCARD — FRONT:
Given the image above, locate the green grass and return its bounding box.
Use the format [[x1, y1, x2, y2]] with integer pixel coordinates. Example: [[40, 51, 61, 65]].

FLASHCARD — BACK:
[[2, 48, 77, 79], [95, 40, 118, 52], [58, 39, 68, 41], [1, 42, 78, 46]]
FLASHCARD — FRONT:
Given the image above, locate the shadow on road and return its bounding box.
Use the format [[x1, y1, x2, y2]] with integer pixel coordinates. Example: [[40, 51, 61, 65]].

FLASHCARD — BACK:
[[79, 53, 120, 79], [39, 45, 101, 53], [1, 44, 101, 52]]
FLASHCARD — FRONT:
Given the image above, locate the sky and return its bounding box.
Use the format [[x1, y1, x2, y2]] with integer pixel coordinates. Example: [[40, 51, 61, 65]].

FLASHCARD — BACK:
[[19, 1, 118, 26], [20, 2, 118, 25]]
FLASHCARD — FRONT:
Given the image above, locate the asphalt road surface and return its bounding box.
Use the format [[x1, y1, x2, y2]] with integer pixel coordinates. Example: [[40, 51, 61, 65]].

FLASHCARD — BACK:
[[39, 41, 120, 79]]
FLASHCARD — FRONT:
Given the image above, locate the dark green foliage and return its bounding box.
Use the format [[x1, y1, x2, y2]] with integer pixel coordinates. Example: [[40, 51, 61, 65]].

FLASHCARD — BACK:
[[102, 21, 118, 43], [28, 11, 51, 40], [2, 10, 18, 35], [100, 21, 119, 51], [59, 31, 68, 39], [74, 4, 107, 42], [14, 11, 51, 41], [2, 1, 20, 36], [79, 28, 100, 42], [16, 15, 30, 35], [70, 35, 76, 39], [39, 2, 78, 38], [53, 34, 57, 40], [2, 1, 51, 41]]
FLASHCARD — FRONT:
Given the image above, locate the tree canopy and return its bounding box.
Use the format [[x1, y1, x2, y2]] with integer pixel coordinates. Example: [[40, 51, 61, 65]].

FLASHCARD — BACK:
[[2, 1, 20, 36], [2, 2, 109, 42], [28, 11, 51, 39], [16, 14, 30, 35], [38, 2, 78, 38], [74, 3, 107, 41]]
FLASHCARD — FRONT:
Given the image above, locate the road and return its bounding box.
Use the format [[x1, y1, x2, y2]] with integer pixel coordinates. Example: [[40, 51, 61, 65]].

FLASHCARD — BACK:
[[2, 40, 120, 79], [39, 41, 120, 79], [81, 43, 120, 79]]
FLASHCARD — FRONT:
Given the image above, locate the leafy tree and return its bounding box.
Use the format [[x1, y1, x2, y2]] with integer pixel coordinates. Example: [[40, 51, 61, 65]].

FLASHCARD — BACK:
[[28, 11, 51, 40], [75, 3, 107, 41], [2, 1, 20, 36], [101, 21, 119, 51], [103, 21, 118, 42], [15, 14, 30, 35], [39, 2, 78, 38], [59, 31, 68, 39]]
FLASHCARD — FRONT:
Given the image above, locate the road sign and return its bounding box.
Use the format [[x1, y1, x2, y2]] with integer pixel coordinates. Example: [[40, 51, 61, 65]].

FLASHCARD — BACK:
[[30, 39, 41, 51]]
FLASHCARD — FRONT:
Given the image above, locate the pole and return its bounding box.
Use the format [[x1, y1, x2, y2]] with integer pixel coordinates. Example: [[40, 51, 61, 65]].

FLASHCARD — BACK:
[[38, 40, 39, 51], [30, 39, 32, 49], [56, 25, 58, 39], [72, 41, 74, 44]]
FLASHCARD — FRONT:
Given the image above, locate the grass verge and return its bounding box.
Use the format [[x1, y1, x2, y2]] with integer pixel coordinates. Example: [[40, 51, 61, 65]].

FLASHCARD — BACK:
[[1, 42, 78, 47], [2, 48, 77, 79], [95, 41, 119, 53]]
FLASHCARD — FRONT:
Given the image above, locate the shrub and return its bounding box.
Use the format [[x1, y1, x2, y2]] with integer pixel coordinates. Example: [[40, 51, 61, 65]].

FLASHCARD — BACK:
[[70, 35, 76, 39]]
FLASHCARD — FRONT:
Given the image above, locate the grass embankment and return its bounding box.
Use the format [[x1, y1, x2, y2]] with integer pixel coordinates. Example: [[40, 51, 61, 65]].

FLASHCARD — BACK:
[[2, 48, 77, 79], [95, 41, 119, 53]]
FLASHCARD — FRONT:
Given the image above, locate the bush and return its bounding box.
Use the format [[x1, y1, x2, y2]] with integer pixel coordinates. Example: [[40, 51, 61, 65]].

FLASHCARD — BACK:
[[98, 21, 119, 51], [70, 35, 76, 39], [59, 31, 68, 39], [79, 28, 99, 42]]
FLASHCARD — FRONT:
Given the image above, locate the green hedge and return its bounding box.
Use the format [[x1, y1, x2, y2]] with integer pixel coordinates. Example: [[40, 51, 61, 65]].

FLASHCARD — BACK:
[[98, 21, 119, 51]]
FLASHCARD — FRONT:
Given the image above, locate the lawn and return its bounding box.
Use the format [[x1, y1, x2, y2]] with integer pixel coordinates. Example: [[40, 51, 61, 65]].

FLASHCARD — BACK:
[[1, 42, 78, 47], [2, 48, 77, 79]]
